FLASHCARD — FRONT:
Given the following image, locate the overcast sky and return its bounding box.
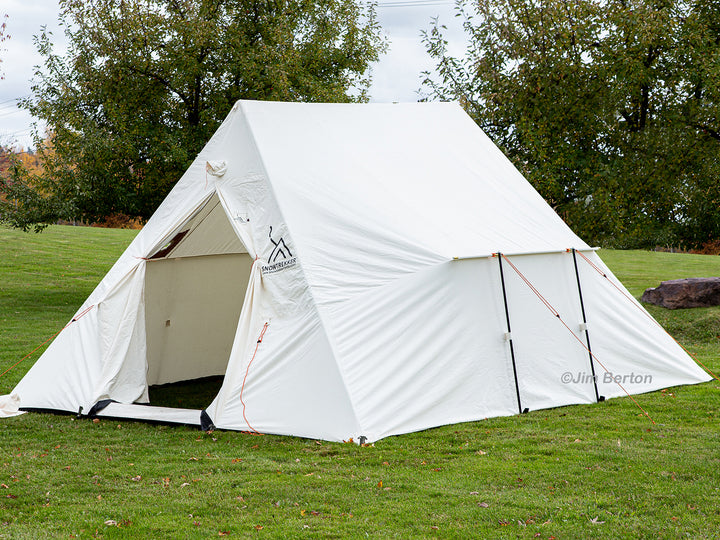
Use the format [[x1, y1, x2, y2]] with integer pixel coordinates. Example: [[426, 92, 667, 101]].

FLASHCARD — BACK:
[[0, 0, 466, 150]]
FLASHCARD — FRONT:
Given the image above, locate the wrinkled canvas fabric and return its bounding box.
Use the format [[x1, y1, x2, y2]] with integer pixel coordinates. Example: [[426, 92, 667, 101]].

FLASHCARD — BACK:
[[0, 394, 23, 417]]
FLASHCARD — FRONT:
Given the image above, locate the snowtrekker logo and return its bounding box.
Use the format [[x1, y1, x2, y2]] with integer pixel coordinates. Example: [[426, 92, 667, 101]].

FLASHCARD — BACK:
[[261, 226, 297, 274]]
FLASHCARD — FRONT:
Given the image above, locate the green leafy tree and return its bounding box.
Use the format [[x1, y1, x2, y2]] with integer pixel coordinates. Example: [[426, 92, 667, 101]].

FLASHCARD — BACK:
[[423, 0, 720, 248], [1, 0, 385, 230]]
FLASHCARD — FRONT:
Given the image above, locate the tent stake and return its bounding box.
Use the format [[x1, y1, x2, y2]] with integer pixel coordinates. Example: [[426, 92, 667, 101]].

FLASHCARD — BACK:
[[571, 248, 601, 402], [497, 253, 523, 415]]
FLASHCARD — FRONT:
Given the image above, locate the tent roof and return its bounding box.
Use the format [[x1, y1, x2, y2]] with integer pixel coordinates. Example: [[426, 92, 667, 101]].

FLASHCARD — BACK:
[[235, 100, 589, 304]]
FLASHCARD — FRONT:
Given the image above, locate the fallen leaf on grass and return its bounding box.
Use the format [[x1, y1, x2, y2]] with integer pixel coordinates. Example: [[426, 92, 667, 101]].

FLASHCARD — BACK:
[[5, 494, 17, 499], [130, 475, 142, 481], [590, 516, 605, 524], [231, 458, 243, 463], [478, 502, 489, 508], [476, 450, 487, 455], [469, 491, 479, 495], [430, 526, 439, 530], [254, 525, 263, 530], [104, 520, 117, 526]]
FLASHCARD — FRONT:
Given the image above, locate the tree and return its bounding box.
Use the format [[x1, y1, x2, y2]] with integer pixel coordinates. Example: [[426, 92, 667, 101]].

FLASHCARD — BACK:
[[422, 0, 720, 249], [1, 0, 385, 231]]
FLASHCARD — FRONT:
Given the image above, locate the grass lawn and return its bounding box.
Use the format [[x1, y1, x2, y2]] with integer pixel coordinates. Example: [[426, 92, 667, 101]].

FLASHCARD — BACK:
[[1, 225, 719, 538]]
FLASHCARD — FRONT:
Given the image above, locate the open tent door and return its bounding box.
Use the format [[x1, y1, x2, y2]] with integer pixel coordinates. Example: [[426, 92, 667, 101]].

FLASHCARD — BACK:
[[95, 192, 254, 425]]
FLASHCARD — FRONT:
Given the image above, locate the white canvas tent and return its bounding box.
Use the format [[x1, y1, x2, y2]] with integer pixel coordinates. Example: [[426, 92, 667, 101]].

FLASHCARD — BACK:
[[1, 101, 711, 442]]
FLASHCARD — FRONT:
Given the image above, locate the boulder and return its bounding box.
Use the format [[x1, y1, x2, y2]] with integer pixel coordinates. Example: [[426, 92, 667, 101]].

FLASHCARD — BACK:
[[641, 277, 720, 309]]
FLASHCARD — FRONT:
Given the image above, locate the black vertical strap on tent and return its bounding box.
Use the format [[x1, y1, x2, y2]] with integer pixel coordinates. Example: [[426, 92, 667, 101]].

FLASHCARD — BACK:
[[497, 253, 524, 415], [571, 248, 602, 402]]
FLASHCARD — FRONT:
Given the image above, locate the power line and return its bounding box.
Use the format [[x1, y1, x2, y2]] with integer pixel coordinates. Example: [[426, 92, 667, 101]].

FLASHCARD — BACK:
[[0, 95, 29, 107], [0, 108, 27, 119]]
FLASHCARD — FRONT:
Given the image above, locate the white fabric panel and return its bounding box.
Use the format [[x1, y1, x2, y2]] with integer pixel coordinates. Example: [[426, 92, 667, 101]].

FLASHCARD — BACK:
[[166, 194, 247, 258], [12, 309, 103, 413], [498, 252, 598, 412], [0, 394, 23, 417], [206, 261, 362, 442], [145, 253, 253, 385], [96, 403, 201, 426], [326, 259, 519, 441], [577, 252, 711, 398], [93, 263, 149, 404], [240, 101, 589, 307]]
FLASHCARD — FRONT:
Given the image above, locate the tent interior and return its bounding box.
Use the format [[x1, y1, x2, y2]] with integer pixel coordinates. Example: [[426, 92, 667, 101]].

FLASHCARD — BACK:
[[142, 192, 251, 408]]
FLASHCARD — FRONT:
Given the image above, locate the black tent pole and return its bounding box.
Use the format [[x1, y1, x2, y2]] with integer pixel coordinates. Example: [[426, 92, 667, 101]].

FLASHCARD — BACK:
[[497, 253, 524, 414], [571, 248, 602, 402]]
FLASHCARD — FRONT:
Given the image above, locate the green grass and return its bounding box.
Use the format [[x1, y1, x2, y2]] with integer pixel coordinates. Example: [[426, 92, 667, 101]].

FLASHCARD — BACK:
[[1, 225, 719, 538]]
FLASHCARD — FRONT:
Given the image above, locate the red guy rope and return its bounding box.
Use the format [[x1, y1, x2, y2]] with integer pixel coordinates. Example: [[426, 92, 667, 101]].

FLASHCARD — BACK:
[[239, 322, 269, 435], [500, 254, 656, 425], [574, 250, 719, 381]]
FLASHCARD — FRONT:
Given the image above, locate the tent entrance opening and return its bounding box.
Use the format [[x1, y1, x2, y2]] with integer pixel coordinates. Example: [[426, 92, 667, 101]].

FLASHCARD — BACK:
[[143, 252, 253, 406]]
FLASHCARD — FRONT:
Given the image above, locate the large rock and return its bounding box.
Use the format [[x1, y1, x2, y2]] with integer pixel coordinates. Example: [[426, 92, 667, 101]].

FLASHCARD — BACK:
[[641, 277, 720, 309]]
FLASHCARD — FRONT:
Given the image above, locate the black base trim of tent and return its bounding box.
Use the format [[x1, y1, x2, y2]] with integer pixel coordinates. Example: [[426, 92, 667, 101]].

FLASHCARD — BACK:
[[88, 399, 115, 417], [200, 410, 215, 431]]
